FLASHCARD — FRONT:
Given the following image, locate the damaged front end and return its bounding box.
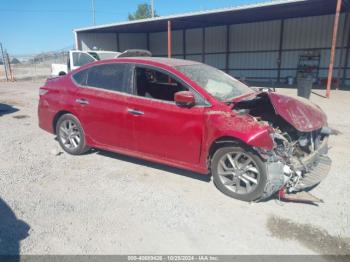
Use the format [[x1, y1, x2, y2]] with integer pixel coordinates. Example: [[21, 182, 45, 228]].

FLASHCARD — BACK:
[[233, 91, 332, 201], [262, 126, 331, 200]]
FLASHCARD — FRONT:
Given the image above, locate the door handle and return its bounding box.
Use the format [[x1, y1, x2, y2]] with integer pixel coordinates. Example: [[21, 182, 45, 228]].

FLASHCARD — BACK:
[[127, 108, 144, 116], [75, 98, 89, 105]]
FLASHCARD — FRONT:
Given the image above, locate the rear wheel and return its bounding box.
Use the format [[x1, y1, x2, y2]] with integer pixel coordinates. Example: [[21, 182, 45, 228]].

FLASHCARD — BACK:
[[56, 114, 90, 155], [211, 146, 267, 202]]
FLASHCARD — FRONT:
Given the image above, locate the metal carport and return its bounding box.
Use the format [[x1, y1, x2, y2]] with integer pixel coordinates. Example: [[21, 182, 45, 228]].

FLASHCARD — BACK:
[[74, 0, 350, 96]]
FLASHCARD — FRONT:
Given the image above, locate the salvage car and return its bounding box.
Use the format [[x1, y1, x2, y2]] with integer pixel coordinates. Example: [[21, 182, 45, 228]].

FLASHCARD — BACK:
[[38, 57, 331, 202]]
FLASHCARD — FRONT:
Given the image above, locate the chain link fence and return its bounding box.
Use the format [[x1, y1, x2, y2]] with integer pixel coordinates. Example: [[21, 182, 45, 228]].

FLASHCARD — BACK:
[[0, 51, 69, 82]]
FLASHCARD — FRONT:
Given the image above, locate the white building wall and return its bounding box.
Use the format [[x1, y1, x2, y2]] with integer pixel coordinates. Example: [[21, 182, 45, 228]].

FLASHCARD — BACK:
[[185, 28, 203, 54], [230, 20, 281, 51], [149, 30, 183, 56], [205, 54, 226, 70], [229, 52, 278, 69], [282, 14, 347, 49], [205, 26, 227, 53], [119, 33, 147, 51], [78, 33, 118, 51], [149, 32, 167, 56], [228, 20, 281, 80]]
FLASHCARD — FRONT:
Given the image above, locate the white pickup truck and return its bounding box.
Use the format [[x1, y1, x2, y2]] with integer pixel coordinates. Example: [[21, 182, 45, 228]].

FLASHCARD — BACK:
[[51, 49, 151, 76]]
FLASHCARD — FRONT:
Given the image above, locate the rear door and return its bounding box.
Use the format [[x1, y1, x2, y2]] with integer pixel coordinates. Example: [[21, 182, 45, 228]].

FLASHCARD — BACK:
[[72, 63, 134, 150]]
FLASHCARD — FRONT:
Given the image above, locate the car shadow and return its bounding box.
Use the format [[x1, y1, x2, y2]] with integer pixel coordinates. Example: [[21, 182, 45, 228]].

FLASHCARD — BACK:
[[95, 149, 211, 183], [0, 198, 30, 258], [0, 103, 19, 117]]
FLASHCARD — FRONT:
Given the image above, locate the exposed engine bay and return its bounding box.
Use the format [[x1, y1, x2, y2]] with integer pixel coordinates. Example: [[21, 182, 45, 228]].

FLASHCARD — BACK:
[[233, 92, 331, 200]]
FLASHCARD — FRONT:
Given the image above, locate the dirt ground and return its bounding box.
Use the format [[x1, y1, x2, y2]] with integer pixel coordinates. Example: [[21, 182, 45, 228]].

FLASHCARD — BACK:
[[0, 81, 349, 255]]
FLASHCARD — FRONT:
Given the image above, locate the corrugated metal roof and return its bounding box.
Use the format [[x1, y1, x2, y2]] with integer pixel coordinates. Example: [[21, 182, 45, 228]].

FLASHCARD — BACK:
[[75, 0, 343, 34], [115, 57, 201, 66]]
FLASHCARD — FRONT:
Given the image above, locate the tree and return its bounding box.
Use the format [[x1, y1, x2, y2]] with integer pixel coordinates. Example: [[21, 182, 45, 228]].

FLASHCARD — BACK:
[[128, 3, 158, 21]]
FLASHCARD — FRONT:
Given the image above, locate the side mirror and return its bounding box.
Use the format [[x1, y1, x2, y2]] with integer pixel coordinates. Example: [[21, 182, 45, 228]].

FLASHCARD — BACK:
[[174, 91, 195, 107]]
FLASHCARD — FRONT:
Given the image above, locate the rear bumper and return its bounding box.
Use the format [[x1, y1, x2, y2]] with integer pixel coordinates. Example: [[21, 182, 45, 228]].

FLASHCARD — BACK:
[[38, 98, 55, 134]]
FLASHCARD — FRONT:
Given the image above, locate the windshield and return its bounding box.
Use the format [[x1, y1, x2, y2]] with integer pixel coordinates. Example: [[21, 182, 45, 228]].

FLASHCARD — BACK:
[[175, 64, 253, 101]]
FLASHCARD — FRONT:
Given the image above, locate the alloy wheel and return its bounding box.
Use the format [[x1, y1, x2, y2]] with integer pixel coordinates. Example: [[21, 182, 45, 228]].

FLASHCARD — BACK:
[[58, 119, 81, 150], [217, 151, 260, 195]]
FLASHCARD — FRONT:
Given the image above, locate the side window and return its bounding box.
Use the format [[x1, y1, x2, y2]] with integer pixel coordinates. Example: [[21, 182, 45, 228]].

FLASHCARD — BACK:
[[72, 69, 88, 86], [135, 67, 189, 102], [85, 63, 132, 93], [134, 67, 206, 104], [72, 52, 95, 67]]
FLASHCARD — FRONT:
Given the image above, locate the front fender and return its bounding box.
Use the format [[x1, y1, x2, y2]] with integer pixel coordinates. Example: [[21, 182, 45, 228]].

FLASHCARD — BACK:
[[205, 110, 274, 151]]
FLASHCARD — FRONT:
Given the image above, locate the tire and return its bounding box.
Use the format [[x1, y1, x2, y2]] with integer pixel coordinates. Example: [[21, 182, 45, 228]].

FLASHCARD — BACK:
[[56, 114, 90, 155], [211, 146, 267, 202]]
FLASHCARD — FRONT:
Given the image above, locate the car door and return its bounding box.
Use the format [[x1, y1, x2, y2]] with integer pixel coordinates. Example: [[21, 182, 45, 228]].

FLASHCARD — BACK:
[[126, 65, 206, 165], [69, 51, 96, 71], [72, 63, 134, 150]]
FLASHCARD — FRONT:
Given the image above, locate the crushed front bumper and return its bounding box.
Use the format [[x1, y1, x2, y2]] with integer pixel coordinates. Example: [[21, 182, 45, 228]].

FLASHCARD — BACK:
[[292, 137, 331, 191], [261, 137, 331, 200]]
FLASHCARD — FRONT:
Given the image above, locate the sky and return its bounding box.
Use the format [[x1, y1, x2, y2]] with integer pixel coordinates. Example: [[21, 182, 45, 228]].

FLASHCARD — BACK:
[[0, 0, 264, 56]]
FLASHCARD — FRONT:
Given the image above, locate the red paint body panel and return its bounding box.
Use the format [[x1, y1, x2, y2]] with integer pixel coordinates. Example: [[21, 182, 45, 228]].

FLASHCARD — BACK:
[[126, 95, 205, 165], [73, 87, 133, 149], [38, 57, 327, 175]]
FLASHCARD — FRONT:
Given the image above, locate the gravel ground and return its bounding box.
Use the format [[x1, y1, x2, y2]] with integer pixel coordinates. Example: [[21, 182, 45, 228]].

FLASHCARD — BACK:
[[0, 81, 349, 255]]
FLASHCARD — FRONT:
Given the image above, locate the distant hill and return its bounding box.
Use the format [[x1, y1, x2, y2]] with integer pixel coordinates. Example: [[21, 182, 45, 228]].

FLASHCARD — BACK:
[[11, 58, 21, 64]]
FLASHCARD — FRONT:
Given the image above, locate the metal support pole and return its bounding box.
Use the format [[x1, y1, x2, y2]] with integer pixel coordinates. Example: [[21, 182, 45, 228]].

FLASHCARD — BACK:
[[202, 28, 205, 63], [167, 20, 172, 58], [277, 19, 285, 83], [326, 0, 342, 98], [337, 11, 349, 89], [151, 0, 154, 18], [183, 29, 186, 59], [146, 32, 150, 51], [74, 31, 81, 50], [225, 25, 230, 73], [0, 43, 9, 81], [6, 52, 14, 81], [116, 33, 120, 51], [92, 0, 96, 25], [343, 21, 350, 84]]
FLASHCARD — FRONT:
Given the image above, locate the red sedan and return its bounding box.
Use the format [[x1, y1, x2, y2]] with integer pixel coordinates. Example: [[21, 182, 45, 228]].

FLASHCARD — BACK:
[[38, 57, 331, 202]]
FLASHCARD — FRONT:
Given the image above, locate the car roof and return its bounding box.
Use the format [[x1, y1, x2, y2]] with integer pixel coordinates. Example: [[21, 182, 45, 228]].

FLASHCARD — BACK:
[[112, 57, 201, 67]]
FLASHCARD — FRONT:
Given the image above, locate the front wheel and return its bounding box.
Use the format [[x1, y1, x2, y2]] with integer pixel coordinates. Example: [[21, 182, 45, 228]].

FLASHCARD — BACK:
[[211, 146, 267, 202], [56, 114, 90, 155]]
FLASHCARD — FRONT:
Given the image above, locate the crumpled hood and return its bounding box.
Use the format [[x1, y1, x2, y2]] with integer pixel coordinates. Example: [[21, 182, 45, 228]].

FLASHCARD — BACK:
[[232, 91, 327, 132], [267, 92, 327, 132]]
